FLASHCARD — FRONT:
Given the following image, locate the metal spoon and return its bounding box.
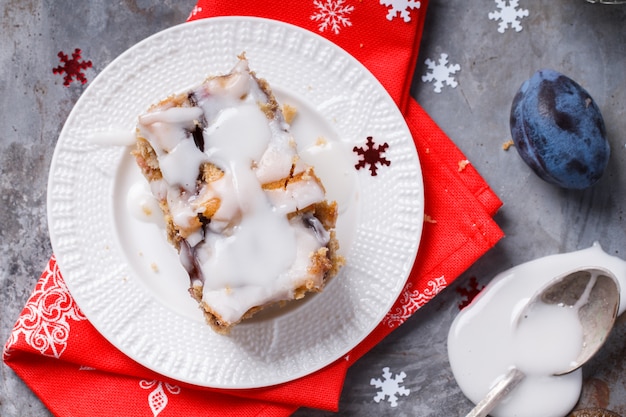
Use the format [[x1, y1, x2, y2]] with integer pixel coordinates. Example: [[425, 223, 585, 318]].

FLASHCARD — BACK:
[[465, 267, 620, 417]]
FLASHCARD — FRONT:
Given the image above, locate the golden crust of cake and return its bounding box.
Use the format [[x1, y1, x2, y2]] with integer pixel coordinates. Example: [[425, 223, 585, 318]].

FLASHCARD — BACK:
[[312, 201, 339, 231], [133, 137, 162, 182], [145, 91, 193, 115], [255, 78, 280, 120], [261, 166, 322, 191], [202, 163, 224, 183]]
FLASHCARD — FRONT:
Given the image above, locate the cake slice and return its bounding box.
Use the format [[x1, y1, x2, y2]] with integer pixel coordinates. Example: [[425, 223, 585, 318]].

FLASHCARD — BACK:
[[132, 55, 343, 333]]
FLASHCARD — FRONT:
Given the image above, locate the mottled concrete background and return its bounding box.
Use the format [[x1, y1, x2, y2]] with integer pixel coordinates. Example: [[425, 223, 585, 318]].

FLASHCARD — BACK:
[[1, 1, 625, 416]]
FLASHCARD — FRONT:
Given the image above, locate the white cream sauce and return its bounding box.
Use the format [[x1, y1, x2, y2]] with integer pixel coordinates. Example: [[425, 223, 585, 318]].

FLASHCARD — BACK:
[[448, 243, 626, 417], [134, 59, 337, 325], [512, 301, 584, 376]]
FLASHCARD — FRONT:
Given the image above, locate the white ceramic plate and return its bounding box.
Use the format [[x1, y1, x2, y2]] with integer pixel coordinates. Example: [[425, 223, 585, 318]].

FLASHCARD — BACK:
[[48, 17, 423, 388]]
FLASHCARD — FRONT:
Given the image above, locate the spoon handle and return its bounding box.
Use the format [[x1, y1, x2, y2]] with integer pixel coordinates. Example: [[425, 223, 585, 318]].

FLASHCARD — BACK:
[[465, 368, 526, 417]]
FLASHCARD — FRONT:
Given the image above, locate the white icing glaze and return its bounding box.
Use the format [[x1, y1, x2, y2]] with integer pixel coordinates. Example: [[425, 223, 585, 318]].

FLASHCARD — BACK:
[[448, 243, 626, 417], [126, 181, 164, 227], [139, 107, 202, 153], [299, 139, 357, 215], [136, 58, 334, 325], [159, 138, 209, 191], [264, 173, 326, 215]]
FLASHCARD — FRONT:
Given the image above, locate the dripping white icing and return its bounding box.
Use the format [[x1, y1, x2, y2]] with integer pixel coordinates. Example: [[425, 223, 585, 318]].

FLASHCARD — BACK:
[[136, 58, 335, 325], [159, 137, 209, 192], [299, 139, 357, 215]]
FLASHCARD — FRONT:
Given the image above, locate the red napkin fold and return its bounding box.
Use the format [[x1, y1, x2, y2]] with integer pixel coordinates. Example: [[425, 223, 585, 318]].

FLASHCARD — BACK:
[[4, 1, 504, 416]]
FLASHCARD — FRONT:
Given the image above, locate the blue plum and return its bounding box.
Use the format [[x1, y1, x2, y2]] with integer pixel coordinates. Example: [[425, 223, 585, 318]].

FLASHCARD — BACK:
[[510, 69, 609, 189]]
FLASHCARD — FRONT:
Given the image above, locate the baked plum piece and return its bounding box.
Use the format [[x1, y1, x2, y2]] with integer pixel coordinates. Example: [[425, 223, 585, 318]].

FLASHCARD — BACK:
[[510, 69, 609, 189]]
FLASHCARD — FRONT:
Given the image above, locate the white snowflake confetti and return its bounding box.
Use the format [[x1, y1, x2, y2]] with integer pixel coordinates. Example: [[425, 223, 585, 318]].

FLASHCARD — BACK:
[[370, 367, 410, 407], [421, 53, 461, 93], [488, 0, 529, 33], [380, 0, 421, 22], [311, 0, 354, 35]]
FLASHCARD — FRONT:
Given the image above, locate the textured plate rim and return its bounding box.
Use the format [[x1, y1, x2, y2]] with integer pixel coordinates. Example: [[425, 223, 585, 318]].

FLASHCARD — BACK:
[[47, 16, 424, 388]]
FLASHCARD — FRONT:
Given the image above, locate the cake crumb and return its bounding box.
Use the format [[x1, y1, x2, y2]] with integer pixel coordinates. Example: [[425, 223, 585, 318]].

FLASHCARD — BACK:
[[458, 159, 470, 172], [150, 262, 159, 273], [424, 214, 437, 224], [282, 103, 297, 124], [502, 139, 515, 151], [315, 136, 328, 146]]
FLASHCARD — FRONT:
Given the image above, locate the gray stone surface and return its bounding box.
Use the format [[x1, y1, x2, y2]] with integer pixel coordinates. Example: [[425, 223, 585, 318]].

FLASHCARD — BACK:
[[1, 1, 625, 416]]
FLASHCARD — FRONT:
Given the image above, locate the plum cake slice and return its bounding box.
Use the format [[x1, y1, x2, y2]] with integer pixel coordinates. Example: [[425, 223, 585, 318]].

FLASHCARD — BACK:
[[132, 55, 343, 333]]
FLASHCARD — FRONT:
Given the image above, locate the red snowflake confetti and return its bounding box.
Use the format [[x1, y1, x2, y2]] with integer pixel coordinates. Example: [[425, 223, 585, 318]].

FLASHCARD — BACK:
[[353, 136, 391, 176], [52, 48, 92, 87], [456, 276, 484, 309]]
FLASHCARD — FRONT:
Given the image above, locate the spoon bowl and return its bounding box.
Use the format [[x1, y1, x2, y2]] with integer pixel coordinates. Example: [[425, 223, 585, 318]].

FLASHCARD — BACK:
[[520, 268, 620, 375], [466, 267, 621, 417]]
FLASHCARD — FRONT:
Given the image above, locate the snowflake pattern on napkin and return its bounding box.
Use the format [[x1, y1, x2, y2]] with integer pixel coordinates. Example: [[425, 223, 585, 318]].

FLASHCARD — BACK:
[[140, 380, 181, 417], [310, 0, 422, 35], [3, 257, 86, 359], [382, 276, 448, 328]]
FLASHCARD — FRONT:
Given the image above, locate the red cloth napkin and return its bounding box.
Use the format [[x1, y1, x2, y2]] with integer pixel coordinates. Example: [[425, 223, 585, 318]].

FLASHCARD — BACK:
[[4, 1, 504, 416]]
